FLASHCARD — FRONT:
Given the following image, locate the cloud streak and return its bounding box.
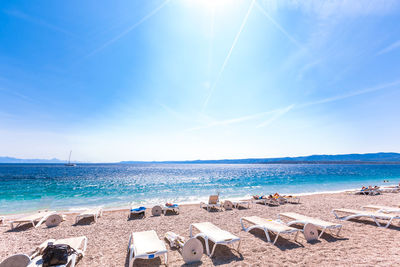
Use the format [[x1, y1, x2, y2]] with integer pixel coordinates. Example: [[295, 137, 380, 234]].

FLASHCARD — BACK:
[[377, 40, 400, 55], [202, 0, 255, 111], [85, 0, 169, 58], [255, 1, 301, 48]]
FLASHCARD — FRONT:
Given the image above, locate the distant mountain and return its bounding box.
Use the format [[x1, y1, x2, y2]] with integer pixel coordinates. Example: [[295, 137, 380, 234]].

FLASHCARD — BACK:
[[120, 152, 400, 164], [0, 156, 64, 163]]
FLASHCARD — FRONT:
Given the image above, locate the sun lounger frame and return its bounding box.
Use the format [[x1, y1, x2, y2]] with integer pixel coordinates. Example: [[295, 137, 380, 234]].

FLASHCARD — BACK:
[[75, 208, 103, 224], [10, 211, 56, 230], [29, 236, 88, 267], [278, 213, 342, 238], [127, 231, 168, 267], [332, 209, 400, 228], [163, 205, 179, 214], [189, 223, 241, 257], [240, 217, 300, 244], [200, 195, 223, 211], [233, 201, 251, 209]]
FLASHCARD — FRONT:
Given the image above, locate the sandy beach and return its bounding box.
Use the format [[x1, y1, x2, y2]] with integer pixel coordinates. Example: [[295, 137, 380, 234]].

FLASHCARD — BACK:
[[1, 191, 400, 266]]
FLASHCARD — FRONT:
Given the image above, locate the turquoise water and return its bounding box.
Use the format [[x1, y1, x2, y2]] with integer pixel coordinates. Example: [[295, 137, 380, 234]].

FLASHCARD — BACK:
[[1, 163, 400, 214]]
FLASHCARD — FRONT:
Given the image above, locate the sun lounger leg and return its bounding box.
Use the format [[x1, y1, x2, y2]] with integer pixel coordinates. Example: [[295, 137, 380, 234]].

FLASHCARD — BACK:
[[236, 241, 241, 253], [384, 218, 393, 228], [164, 252, 168, 265], [318, 228, 326, 238], [69, 253, 77, 267], [336, 226, 342, 236], [272, 233, 280, 245], [205, 237, 211, 256], [210, 242, 217, 257], [36, 216, 48, 228], [263, 228, 271, 242], [294, 231, 299, 242]]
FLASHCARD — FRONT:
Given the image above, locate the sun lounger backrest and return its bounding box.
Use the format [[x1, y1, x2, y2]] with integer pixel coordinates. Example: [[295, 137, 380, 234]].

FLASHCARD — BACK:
[[208, 195, 219, 204], [132, 230, 166, 255]]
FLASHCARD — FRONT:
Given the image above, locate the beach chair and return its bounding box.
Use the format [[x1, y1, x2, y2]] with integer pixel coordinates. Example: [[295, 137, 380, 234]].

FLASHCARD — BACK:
[[189, 222, 240, 257], [29, 236, 87, 267], [163, 204, 179, 214], [9, 211, 56, 229], [200, 195, 222, 211], [75, 208, 102, 224], [128, 230, 168, 267], [240, 216, 300, 244], [0, 236, 88, 267], [252, 196, 278, 206], [130, 206, 146, 216], [284, 195, 300, 204], [332, 208, 400, 228], [232, 201, 251, 209], [278, 212, 342, 238], [363, 205, 400, 213]]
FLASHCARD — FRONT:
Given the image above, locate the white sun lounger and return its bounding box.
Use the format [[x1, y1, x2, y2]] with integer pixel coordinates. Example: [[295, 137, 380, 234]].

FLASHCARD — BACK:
[[279, 212, 342, 238], [75, 208, 103, 224], [27, 236, 87, 267], [163, 204, 179, 214], [9, 211, 56, 230], [189, 222, 240, 257], [241, 216, 300, 244], [200, 195, 222, 211], [332, 208, 400, 228], [232, 201, 251, 209], [128, 230, 168, 267], [363, 205, 400, 213]]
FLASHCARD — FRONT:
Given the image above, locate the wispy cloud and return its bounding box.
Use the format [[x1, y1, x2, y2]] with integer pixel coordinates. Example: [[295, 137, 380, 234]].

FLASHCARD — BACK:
[[202, 0, 255, 111], [255, 1, 301, 48], [86, 0, 169, 58], [188, 105, 293, 131], [377, 40, 400, 55], [256, 104, 295, 128], [4, 9, 74, 36], [298, 79, 400, 108]]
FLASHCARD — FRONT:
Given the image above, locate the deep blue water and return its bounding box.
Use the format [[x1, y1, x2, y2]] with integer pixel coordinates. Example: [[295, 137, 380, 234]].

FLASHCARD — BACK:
[[1, 163, 400, 214]]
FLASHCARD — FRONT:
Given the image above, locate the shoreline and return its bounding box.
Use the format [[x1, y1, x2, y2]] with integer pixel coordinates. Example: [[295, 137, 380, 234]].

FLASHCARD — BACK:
[[1, 186, 389, 217]]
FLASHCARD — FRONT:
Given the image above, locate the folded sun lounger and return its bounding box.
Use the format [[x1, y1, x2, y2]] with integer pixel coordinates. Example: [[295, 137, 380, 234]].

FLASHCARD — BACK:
[[332, 208, 400, 228], [232, 201, 251, 209], [363, 205, 400, 213], [200, 195, 223, 211], [128, 230, 168, 267], [9, 211, 56, 230], [189, 222, 240, 257], [75, 208, 102, 224], [241, 216, 300, 244], [279, 212, 342, 238]]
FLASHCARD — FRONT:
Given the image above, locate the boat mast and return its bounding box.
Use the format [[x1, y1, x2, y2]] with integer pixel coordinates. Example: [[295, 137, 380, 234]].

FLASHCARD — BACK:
[[68, 150, 72, 164]]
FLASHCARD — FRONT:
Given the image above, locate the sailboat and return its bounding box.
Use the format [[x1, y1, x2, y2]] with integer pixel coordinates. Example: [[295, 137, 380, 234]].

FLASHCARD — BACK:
[[65, 150, 76, 166]]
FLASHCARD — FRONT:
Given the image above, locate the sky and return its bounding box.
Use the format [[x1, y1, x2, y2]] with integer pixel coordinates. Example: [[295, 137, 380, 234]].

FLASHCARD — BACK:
[[1, 0, 400, 162]]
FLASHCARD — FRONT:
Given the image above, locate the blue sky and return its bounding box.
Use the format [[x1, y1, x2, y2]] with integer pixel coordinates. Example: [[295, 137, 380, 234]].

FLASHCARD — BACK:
[[1, 0, 400, 162]]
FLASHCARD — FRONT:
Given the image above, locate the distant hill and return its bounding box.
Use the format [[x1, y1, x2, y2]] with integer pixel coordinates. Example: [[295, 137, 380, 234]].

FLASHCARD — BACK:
[[0, 156, 64, 163], [120, 152, 400, 164]]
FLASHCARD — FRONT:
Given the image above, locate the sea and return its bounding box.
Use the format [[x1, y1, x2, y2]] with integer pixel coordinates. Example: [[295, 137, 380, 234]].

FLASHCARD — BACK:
[[1, 163, 400, 214]]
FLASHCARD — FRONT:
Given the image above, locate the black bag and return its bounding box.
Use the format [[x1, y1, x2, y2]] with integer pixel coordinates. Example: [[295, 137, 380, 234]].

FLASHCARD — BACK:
[[42, 243, 76, 267]]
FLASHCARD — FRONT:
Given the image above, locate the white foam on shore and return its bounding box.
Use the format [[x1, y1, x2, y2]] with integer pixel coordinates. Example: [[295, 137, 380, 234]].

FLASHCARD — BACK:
[[3, 185, 396, 216]]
